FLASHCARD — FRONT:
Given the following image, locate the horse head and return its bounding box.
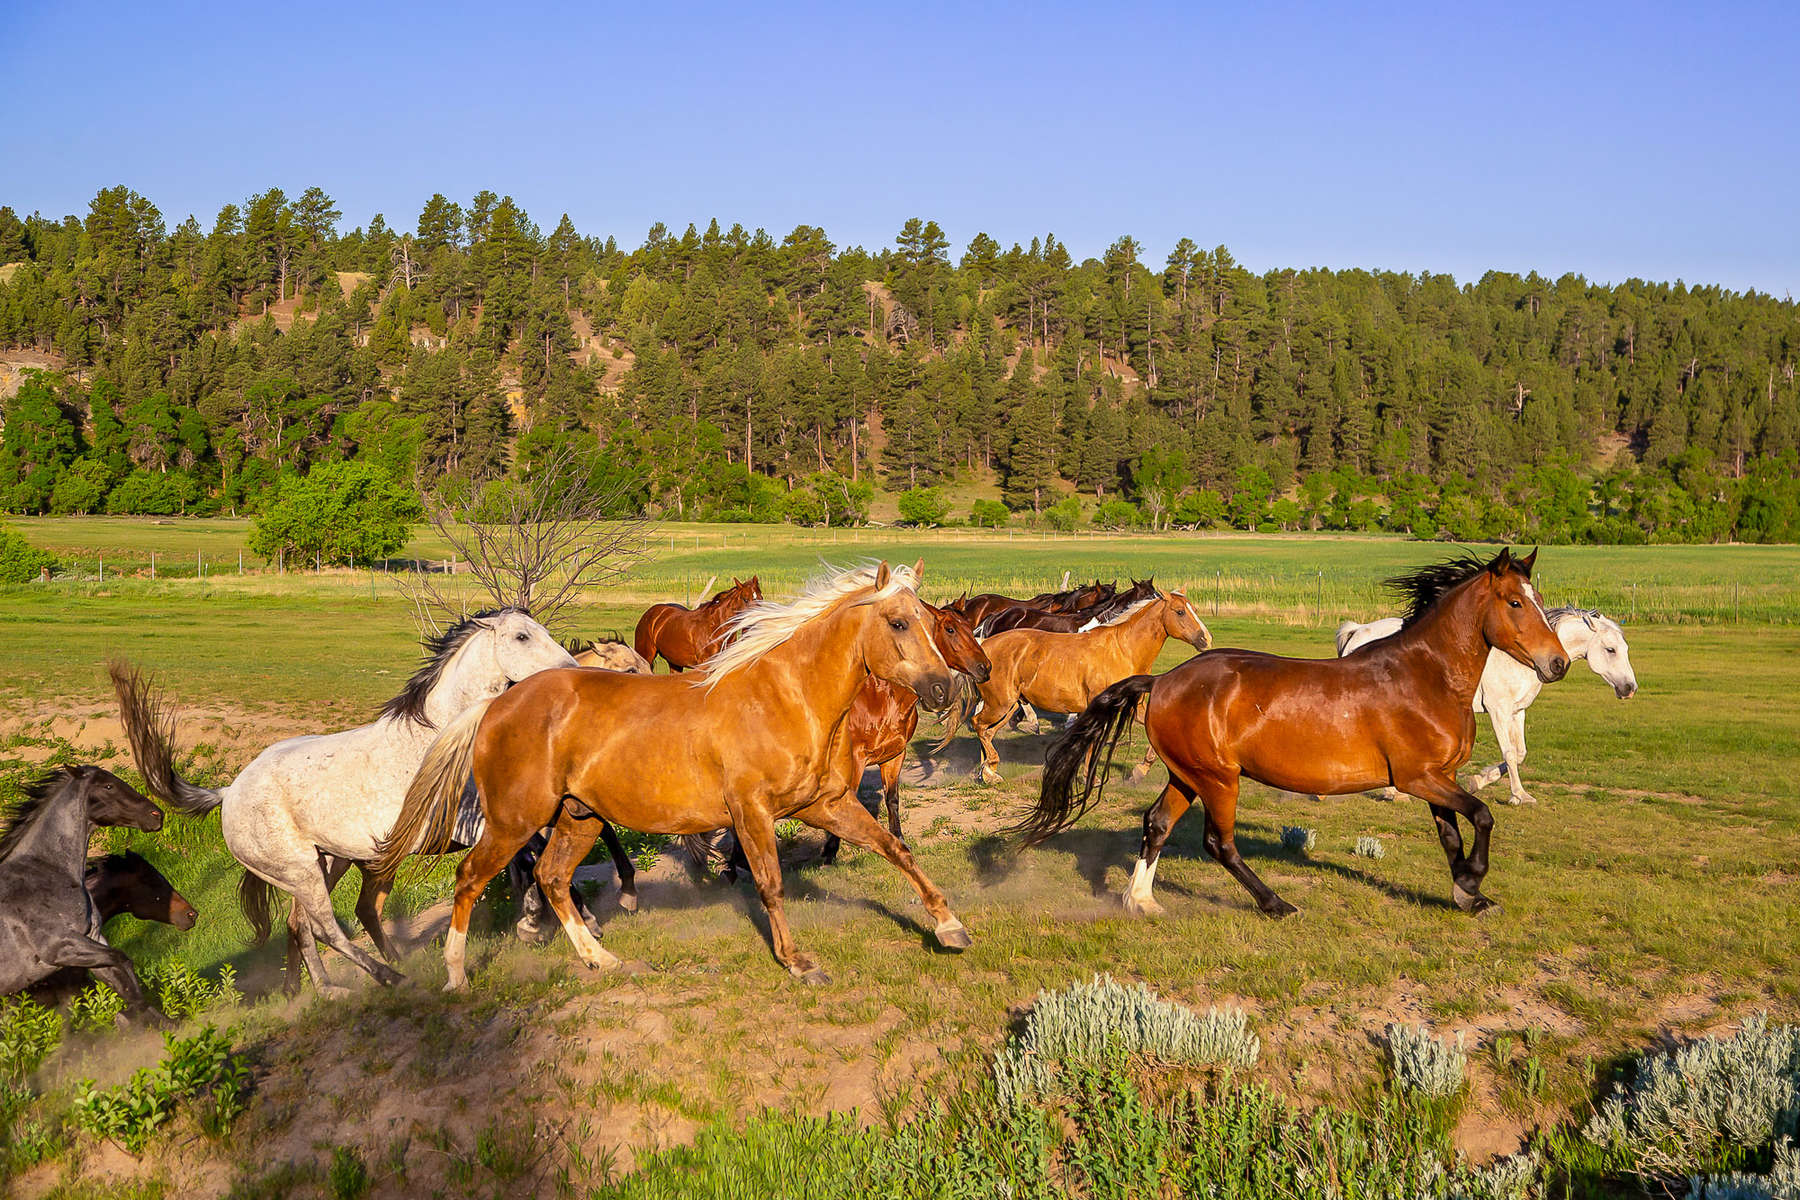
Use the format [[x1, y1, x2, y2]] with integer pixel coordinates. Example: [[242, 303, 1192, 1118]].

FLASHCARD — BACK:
[[1480, 549, 1567, 683], [1158, 589, 1212, 650], [927, 603, 991, 685], [80, 766, 164, 833], [91, 851, 198, 930], [486, 609, 579, 684], [1574, 610, 1637, 698], [858, 562, 957, 709]]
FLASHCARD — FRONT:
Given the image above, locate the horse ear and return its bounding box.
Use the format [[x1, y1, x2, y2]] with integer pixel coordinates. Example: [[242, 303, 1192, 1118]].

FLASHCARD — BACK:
[[874, 561, 891, 590], [1518, 548, 1538, 576], [1489, 548, 1512, 575], [911, 557, 926, 585]]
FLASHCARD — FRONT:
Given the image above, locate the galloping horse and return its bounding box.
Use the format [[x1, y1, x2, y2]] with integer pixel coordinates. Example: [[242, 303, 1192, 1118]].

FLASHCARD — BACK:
[[374, 562, 970, 987], [1, 767, 165, 1011], [34, 852, 198, 1003], [980, 578, 1156, 636], [111, 609, 576, 994], [1335, 605, 1637, 805], [953, 579, 1112, 631], [633, 577, 763, 671], [1016, 549, 1568, 918], [942, 590, 1211, 784]]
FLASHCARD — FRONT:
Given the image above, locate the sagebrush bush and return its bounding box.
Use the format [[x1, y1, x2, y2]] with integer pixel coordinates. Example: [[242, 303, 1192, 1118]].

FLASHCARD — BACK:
[[1586, 1013, 1800, 1180], [1387, 1023, 1467, 1099], [1280, 825, 1317, 854], [1355, 835, 1386, 859], [993, 974, 1259, 1108], [1687, 1138, 1800, 1200]]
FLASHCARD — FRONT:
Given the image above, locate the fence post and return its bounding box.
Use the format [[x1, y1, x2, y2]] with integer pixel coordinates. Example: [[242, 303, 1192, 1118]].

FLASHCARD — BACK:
[[99, 556, 103, 582], [151, 552, 155, 580], [238, 551, 243, 574], [198, 549, 203, 578]]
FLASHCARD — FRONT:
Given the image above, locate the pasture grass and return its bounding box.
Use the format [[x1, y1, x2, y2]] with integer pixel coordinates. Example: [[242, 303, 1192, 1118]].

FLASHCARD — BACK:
[[0, 523, 1796, 1194]]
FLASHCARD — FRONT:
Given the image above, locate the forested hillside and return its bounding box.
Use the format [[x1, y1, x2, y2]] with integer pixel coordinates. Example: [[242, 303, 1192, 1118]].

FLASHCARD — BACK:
[[2, 186, 1797, 542]]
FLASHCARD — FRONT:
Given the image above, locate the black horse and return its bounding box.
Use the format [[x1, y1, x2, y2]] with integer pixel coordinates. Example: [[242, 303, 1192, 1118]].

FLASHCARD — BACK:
[[0, 766, 166, 1013], [33, 852, 198, 1004]]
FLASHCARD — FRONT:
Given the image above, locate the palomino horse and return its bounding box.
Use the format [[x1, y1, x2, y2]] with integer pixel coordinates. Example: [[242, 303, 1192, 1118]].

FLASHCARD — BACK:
[[942, 590, 1211, 784], [1017, 549, 1568, 918], [633, 577, 763, 670], [374, 562, 969, 987], [111, 608, 576, 994], [568, 636, 654, 675], [0, 767, 165, 1011], [1335, 605, 1637, 805]]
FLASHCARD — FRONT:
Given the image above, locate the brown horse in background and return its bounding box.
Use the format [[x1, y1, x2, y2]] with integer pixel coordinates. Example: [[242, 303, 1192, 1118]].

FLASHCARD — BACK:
[[633, 576, 762, 670], [952, 579, 1112, 630], [375, 562, 969, 987], [980, 578, 1155, 636], [943, 590, 1211, 784], [1018, 549, 1567, 918]]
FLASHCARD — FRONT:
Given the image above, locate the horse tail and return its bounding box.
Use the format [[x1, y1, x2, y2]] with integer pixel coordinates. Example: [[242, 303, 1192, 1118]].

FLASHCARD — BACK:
[[680, 834, 718, 873], [108, 659, 224, 815], [929, 678, 975, 755], [238, 870, 276, 946], [369, 698, 493, 878], [1010, 674, 1155, 846], [633, 609, 660, 668]]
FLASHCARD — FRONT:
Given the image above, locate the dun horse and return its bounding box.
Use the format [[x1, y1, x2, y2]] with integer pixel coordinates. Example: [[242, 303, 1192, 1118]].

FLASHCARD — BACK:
[[374, 562, 970, 987], [1016, 549, 1568, 917], [942, 589, 1211, 784], [633, 576, 762, 670]]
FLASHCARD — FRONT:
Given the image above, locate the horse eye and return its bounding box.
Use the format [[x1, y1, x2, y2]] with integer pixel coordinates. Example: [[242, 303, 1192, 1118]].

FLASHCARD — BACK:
[[1508, 599, 1521, 608], [889, 619, 908, 632], [516, 632, 530, 642]]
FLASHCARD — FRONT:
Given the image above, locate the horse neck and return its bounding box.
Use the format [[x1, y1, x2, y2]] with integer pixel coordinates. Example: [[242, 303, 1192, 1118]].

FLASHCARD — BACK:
[[4, 789, 89, 868], [717, 604, 872, 735], [423, 633, 505, 726], [1102, 600, 1169, 665], [1387, 582, 1495, 699], [1551, 613, 1592, 660]]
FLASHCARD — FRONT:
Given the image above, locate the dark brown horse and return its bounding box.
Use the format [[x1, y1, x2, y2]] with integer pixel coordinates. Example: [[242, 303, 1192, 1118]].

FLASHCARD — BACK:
[[375, 562, 969, 986], [33, 853, 197, 1002], [980, 578, 1156, 636], [633, 576, 763, 671], [955, 580, 1113, 631], [1017, 549, 1567, 918]]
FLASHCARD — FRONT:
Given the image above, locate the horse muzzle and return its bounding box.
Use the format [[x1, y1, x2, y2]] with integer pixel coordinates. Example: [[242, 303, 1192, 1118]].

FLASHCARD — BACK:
[[1615, 681, 1638, 699], [920, 672, 956, 709], [1538, 654, 1569, 683], [175, 906, 198, 931]]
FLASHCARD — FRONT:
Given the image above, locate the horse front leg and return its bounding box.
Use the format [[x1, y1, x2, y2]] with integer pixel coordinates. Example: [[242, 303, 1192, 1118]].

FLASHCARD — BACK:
[[536, 811, 621, 975], [797, 790, 971, 951], [598, 820, 639, 913], [732, 800, 828, 984], [1397, 771, 1497, 914], [44, 935, 154, 1016]]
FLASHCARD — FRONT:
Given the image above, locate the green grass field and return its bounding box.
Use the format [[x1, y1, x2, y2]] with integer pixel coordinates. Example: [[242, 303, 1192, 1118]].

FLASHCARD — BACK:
[[1, 521, 1796, 1196]]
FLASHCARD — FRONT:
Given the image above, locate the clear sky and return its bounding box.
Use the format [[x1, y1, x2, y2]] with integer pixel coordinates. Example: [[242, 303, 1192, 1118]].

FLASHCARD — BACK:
[[4, 0, 1797, 295]]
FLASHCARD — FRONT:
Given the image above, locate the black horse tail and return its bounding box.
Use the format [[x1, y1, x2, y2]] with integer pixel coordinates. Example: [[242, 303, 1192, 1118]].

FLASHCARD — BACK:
[[1010, 674, 1155, 846], [239, 871, 276, 946], [108, 659, 225, 815]]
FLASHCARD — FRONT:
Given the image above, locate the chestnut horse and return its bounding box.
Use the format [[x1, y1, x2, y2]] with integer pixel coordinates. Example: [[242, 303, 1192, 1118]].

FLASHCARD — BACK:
[[374, 562, 969, 986], [942, 590, 1211, 784], [633, 577, 762, 670], [1017, 549, 1568, 918]]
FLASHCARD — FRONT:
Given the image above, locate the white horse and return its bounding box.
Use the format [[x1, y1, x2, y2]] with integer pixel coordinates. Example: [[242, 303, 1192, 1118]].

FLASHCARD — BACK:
[[112, 608, 575, 994], [1335, 605, 1638, 804]]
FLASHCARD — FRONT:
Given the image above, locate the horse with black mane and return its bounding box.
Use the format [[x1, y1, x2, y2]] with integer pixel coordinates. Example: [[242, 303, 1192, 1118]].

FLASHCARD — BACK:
[[32, 852, 197, 1003], [1015, 549, 1568, 918], [0, 767, 166, 1013]]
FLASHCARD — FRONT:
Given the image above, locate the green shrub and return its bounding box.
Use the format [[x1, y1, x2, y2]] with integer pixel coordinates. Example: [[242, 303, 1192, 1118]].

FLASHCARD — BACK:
[[0, 524, 56, 584], [142, 961, 240, 1020], [327, 1145, 372, 1200], [1386, 1024, 1467, 1099], [1044, 495, 1083, 531], [1092, 497, 1142, 529], [969, 498, 1009, 528], [1586, 1013, 1800, 1180], [247, 462, 422, 567], [896, 486, 950, 526], [72, 1026, 250, 1153], [69, 983, 127, 1033], [0, 997, 62, 1079]]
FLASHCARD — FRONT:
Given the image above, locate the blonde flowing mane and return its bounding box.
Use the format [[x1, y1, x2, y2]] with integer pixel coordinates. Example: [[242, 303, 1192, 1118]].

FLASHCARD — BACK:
[[698, 562, 919, 689]]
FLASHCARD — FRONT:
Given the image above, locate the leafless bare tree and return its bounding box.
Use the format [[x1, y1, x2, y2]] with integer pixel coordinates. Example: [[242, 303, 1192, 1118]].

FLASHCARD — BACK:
[[400, 444, 656, 632]]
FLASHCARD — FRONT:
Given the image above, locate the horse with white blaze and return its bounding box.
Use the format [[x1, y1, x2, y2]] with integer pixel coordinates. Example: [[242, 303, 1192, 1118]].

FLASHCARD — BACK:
[[1334, 605, 1638, 805]]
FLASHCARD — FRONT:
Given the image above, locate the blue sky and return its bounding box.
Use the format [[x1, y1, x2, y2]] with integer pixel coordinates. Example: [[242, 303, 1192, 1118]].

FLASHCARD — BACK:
[[3, 0, 1797, 294]]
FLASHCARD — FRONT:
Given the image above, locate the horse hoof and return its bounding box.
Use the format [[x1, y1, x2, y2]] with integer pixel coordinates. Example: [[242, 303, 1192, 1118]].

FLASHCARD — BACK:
[[1452, 883, 1500, 914], [1122, 894, 1165, 918], [1262, 899, 1299, 919], [617, 892, 639, 913], [980, 769, 1003, 786], [791, 960, 831, 986], [934, 918, 973, 950]]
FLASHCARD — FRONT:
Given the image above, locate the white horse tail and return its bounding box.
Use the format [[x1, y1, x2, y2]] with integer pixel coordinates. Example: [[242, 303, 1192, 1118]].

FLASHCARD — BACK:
[[370, 697, 494, 877], [108, 659, 224, 815]]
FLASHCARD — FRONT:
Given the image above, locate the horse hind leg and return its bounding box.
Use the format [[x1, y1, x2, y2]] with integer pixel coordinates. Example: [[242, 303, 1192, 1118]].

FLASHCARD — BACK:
[[354, 868, 399, 964], [445, 829, 535, 990], [1125, 781, 1193, 917], [286, 866, 404, 990], [536, 809, 621, 975], [599, 821, 638, 914]]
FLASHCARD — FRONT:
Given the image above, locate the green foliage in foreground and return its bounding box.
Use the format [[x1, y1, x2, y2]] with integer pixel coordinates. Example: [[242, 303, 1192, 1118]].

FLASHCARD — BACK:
[[70, 1027, 250, 1153]]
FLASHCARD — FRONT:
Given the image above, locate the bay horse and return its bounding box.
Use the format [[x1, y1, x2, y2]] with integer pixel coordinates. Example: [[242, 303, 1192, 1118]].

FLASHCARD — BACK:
[[941, 590, 1211, 784], [110, 608, 577, 995], [1016, 549, 1568, 918], [953, 579, 1112, 631], [633, 576, 763, 671], [1335, 606, 1637, 805], [33, 853, 198, 1003], [980, 578, 1156, 636], [374, 562, 969, 987], [0, 767, 165, 1012]]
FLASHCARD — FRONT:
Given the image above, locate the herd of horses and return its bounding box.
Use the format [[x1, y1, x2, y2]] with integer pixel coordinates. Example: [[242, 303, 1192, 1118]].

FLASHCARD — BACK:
[[0, 547, 1641, 1020]]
